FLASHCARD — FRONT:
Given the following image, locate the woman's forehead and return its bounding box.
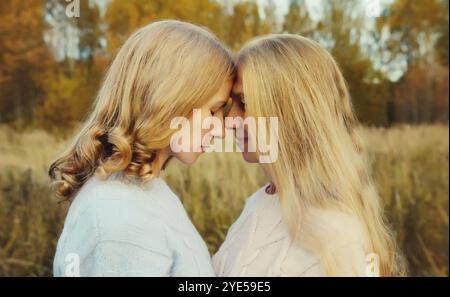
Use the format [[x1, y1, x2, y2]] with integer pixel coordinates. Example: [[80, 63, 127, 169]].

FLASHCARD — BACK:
[[232, 68, 243, 95]]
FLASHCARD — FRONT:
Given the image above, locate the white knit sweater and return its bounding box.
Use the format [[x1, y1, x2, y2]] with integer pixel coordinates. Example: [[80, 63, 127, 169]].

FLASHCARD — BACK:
[[213, 185, 369, 277], [53, 173, 215, 277]]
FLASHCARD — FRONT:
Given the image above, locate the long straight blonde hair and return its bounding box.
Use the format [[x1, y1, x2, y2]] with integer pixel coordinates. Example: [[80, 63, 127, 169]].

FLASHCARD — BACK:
[[237, 34, 406, 276], [49, 20, 234, 200]]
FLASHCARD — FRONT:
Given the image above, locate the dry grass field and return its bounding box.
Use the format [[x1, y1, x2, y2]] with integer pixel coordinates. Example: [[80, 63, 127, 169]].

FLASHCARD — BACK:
[[0, 124, 448, 276]]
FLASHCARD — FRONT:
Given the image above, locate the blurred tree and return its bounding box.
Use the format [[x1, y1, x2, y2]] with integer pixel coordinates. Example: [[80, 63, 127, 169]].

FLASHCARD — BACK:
[[104, 0, 226, 54], [0, 0, 54, 124], [223, 2, 253, 50], [35, 55, 107, 131], [436, 23, 449, 67], [45, 0, 103, 63], [391, 54, 449, 123], [73, 0, 102, 64], [321, 0, 390, 126], [104, 0, 147, 55], [3, 0, 444, 129], [35, 69, 82, 130], [263, 0, 279, 34], [376, 0, 446, 66], [223, 1, 272, 51], [282, 0, 315, 36], [436, 0, 449, 66], [38, 0, 104, 131], [376, 0, 449, 123], [282, 0, 391, 125]]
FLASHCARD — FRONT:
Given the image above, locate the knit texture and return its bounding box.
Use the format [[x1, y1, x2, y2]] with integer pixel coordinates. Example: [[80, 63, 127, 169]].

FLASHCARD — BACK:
[[213, 185, 368, 276], [53, 173, 214, 277]]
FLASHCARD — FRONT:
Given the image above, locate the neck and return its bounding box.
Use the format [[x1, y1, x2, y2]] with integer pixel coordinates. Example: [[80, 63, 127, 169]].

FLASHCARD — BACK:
[[152, 147, 172, 176]]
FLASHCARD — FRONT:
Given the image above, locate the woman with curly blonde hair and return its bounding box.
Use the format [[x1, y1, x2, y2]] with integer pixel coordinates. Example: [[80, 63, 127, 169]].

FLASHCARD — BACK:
[[50, 20, 233, 276]]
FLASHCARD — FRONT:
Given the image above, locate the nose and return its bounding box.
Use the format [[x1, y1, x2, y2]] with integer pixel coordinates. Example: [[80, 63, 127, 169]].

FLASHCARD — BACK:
[[225, 99, 244, 130], [210, 123, 225, 139], [210, 110, 225, 139]]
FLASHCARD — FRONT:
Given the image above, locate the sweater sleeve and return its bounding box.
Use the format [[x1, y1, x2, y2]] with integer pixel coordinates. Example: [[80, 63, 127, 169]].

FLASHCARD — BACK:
[[330, 240, 368, 276], [89, 240, 173, 276], [296, 240, 368, 277]]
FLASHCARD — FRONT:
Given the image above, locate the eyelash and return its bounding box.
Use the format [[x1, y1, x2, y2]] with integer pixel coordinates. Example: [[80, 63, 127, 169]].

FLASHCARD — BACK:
[[211, 104, 226, 115]]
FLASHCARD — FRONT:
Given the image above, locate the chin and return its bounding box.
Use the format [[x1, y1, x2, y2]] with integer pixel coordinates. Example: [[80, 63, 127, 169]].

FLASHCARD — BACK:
[[176, 152, 201, 165], [242, 152, 259, 163]]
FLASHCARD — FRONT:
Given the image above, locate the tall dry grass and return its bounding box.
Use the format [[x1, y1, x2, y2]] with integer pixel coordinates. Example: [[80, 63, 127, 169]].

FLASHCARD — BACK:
[[0, 124, 448, 276]]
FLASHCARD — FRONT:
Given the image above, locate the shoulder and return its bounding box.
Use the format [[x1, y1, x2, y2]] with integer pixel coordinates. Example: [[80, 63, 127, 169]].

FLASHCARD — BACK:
[[305, 207, 368, 248], [242, 184, 276, 214], [301, 208, 369, 276], [67, 175, 170, 249], [279, 208, 368, 276], [226, 184, 279, 233], [214, 184, 287, 256], [54, 176, 183, 276], [243, 188, 368, 249]]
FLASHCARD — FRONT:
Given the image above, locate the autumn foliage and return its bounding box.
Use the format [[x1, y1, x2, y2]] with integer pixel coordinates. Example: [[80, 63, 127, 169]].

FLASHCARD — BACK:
[[0, 0, 448, 130]]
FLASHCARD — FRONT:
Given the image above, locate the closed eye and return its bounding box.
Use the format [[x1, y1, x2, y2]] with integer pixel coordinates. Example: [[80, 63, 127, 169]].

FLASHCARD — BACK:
[[211, 100, 228, 115], [211, 108, 222, 115]]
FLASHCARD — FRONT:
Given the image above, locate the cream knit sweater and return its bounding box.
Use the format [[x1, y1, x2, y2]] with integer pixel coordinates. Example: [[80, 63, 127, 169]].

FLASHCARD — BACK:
[[213, 185, 370, 277], [53, 173, 215, 277]]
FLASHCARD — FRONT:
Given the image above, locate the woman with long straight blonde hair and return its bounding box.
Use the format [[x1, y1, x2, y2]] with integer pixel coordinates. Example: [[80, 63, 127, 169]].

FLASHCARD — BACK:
[[213, 34, 406, 276], [50, 20, 234, 276]]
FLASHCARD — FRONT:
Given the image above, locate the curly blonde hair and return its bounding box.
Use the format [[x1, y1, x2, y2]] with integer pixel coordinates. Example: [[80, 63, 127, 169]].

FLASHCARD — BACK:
[[49, 20, 234, 200]]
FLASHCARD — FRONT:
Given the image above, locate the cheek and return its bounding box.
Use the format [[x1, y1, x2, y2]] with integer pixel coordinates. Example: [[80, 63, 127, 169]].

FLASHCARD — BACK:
[[198, 108, 217, 145], [187, 109, 208, 150]]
